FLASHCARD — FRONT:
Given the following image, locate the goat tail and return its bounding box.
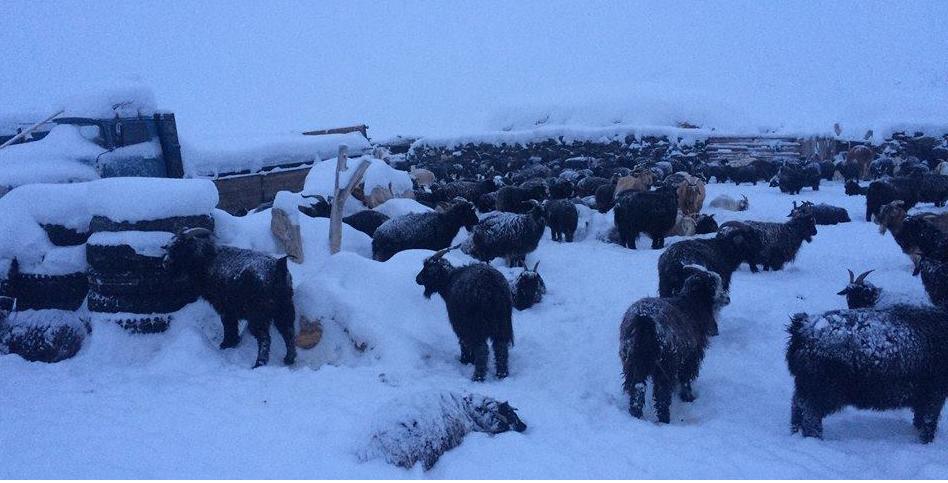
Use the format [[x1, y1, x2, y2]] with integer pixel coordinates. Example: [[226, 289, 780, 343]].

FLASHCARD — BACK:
[[277, 256, 293, 289], [621, 314, 659, 392]]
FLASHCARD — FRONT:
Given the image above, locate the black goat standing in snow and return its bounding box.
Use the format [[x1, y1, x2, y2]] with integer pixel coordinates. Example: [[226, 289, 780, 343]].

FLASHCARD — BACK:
[[462, 200, 545, 267], [721, 213, 817, 271], [544, 199, 578, 242], [620, 266, 730, 423], [415, 247, 514, 381], [787, 305, 948, 443], [613, 187, 678, 249], [372, 198, 479, 262], [163, 228, 296, 368]]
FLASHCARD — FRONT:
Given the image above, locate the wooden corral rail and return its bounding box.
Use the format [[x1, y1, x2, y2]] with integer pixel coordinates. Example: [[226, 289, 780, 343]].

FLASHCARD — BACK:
[[706, 136, 837, 163], [213, 165, 311, 214], [303, 124, 368, 138]]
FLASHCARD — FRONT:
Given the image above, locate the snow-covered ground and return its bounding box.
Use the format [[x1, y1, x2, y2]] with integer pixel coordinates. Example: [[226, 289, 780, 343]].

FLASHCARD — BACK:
[[2, 180, 946, 478]]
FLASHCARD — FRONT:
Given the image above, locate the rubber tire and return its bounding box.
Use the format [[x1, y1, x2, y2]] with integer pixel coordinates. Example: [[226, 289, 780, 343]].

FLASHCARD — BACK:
[[86, 243, 166, 273], [9, 272, 88, 311], [0, 322, 85, 363], [87, 269, 195, 296], [87, 289, 196, 314], [90, 214, 214, 234], [42, 224, 91, 247]]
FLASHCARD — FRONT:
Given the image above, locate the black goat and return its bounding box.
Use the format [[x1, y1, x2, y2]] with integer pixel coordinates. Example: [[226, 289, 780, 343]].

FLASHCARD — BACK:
[[866, 177, 918, 222], [658, 224, 761, 334], [462, 201, 545, 267], [620, 267, 730, 423], [837, 269, 881, 309], [845, 179, 868, 196], [787, 305, 948, 443], [163, 228, 295, 368], [434, 179, 497, 203], [575, 176, 610, 197], [918, 173, 948, 208], [694, 214, 719, 234], [776, 163, 806, 194], [723, 214, 817, 271], [788, 201, 850, 225], [415, 247, 514, 381], [372, 199, 478, 262], [613, 188, 678, 249], [512, 261, 545, 311], [495, 184, 547, 213], [544, 199, 578, 242], [297, 195, 391, 237], [549, 178, 574, 199], [594, 183, 616, 213]]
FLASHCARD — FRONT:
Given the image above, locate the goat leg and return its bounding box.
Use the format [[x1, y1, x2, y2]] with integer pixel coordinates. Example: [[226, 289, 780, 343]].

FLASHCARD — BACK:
[[248, 321, 272, 368], [219, 314, 240, 349], [492, 339, 509, 379], [470, 340, 489, 382]]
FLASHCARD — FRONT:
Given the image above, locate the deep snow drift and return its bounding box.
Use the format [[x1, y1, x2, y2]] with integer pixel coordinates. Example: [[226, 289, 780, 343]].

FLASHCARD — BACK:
[[2, 180, 947, 478]]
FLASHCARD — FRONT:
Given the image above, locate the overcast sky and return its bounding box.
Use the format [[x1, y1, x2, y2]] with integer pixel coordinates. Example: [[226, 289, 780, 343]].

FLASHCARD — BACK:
[[2, 1, 946, 139]]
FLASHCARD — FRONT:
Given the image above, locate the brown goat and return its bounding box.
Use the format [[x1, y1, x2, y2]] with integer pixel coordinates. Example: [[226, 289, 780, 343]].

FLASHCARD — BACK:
[[614, 169, 655, 196], [847, 145, 873, 181], [675, 178, 706, 215], [667, 211, 698, 236], [410, 166, 437, 188]]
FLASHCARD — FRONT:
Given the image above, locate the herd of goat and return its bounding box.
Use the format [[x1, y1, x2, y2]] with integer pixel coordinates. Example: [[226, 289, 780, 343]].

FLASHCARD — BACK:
[[162, 144, 948, 444]]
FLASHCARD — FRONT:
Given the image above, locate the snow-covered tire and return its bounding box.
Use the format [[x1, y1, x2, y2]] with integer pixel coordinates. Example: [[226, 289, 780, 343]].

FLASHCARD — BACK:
[[0, 310, 88, 363], [41, 224, 90, 247], [89, 214, 214, 234], [86, 312, 172, 334], [87, 269, 195, 296], [86, 244, 166, 273], [9, 272, 88, 311], [87, 290, 196, 315]]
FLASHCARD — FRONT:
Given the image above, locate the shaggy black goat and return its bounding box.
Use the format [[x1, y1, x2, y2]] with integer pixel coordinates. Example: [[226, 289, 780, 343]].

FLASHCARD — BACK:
[[163, 228, 295, 368], [866, 177, 918, 222], [620, 267, 730, 423], [434, 179, 497, 203], [837, 269, 881, 309], [372, 199, 478, 262], [360, 391, 526, 471], [658, 224, 761, 334], [788, 201, 850, 225], [694, 214, 719, 235], [575, 176, 610, 197], [787, 305, 948, 443], [297, 195, 391, 237], [496, 184, 547, 213], [918, 173, 948, 208], [476, 192, 497, 213], [544, 199, 578, 242], [723, 214, 817, 271], [594, 183, 616, 213], [462, 201, 545, 267], [415, 247, 514, 381], [845, 180, 868, 196], [549, 178, 574, 199], [512, 261, 545, 311], [613, 188, 678, 249]]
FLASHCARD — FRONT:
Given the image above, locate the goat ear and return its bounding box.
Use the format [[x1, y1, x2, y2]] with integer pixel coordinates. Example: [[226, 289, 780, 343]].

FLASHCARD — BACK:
[[837, 287, 849, 295]]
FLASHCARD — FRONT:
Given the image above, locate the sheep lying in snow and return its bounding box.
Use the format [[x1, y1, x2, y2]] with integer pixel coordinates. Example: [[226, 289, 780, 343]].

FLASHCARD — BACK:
[[360, 391, 526, 471], [787, 305, 948, 443], [415, 247, 514, 381], [620, 266, 730, 423], [163, 228, 296, 368], [372, 198, 478, 262], [788, 201, 850, 225], [511, 262, 545, 310]]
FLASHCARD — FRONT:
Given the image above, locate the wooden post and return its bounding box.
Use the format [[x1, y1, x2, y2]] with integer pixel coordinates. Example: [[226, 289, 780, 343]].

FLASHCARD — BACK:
[[0, 109, 64, 151], [329, 146, 371, 254]]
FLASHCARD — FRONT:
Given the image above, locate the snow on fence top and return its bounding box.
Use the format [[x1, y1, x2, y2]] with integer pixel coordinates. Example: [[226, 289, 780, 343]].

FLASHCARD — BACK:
[[86, 177, 219, 222], [303, 156, 412, 198], [410, 124, 715, 151], [0, 125, 102, 188], [182, 132, 371, 178]]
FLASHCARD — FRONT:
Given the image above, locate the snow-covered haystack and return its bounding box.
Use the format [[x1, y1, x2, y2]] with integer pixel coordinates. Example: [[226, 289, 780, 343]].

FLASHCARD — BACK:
[[358, 391, 527, 471], [0, 309, 89, 363]]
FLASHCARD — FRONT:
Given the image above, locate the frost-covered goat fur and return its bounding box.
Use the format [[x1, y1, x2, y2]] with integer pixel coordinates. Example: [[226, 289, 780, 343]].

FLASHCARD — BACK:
[[613, 188, 678, 249], [723, 214, 817, 271], [544, 199, 578, 242], [463, 202, 545, 267], [620, 267, 729, 423], [360, 391, 526, 471], [416, 249, 514, 381], [372, 199, 478, 261], [163, 228, 295, 368], [512, 262, 545, 311], [786, 305, 948, 443]]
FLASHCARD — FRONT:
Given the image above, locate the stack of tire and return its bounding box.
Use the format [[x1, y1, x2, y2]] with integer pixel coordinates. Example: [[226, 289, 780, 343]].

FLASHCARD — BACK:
[[85, 214, 214, 333]]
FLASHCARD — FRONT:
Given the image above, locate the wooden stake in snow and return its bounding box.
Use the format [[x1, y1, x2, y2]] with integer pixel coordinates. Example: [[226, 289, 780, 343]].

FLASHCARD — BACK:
[[0, 109, 65, 151], [329, 144, 371, 254]]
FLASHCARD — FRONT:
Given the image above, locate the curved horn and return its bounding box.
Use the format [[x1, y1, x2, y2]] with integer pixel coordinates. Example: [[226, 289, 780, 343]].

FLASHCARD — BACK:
[[429, 244, 461, 261], [847, 269, 855, 284], [532, 261, 540, 272], [855, 269, 874, 284], [181, 227, 213, 238]]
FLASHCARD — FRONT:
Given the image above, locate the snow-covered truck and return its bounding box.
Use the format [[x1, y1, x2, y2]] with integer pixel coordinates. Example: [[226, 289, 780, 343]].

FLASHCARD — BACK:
[[0, 113, 368, 214]]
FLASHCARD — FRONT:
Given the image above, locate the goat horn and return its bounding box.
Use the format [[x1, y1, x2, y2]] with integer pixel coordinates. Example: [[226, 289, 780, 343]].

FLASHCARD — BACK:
[[181, 227, 213, 238], [847, 269, 855, 284], [532, 261, 540, 272], [741, 194, 748, 202], [855, 269, 874, 284], [429, 244, 460, 261]]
